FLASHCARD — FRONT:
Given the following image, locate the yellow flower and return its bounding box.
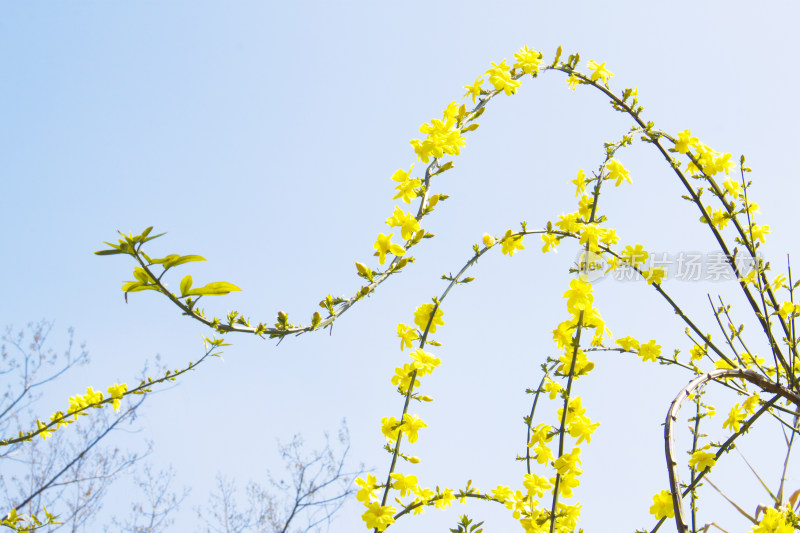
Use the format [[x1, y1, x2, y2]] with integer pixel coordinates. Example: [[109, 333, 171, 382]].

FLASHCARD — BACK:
[[67, 394, 88, 418], [485, 59, 521, 95], [513, 45, 543, 75], [777, 301, 798, 319], [715, 358, 736, 370], [50, 411, 69, 429], [533, 443, 552, 465], [409, 348, 441, 376], [649, 490, 675, 520], [391, 169, 421, 204], [673, 129, 697, 154], [713, 153, 735, 175], [397, 324, 419, 351], [107, 383, 127, 411], [391, 363, 420, 394], [689, 344, 706, 362], [482, 233, 495, 247], [361, 502, 396, 531], [462, 76, 484, 103], [555, 212, 581, 233], [541, 233, 561, 253], [386, 206, 421, 240], [523, 473, 552, 498], [553, 448, 582, 477], [621, 244, 648, 268], [688, 445, 717, 471], [615, 336, 640, 352], [413, 303, 444, 333], [638, 340, 662, 362], [743, 393, 760, 414], [578, 223, 602, 253], [643, 267, 666, 286], [558, 349, 595, 376], [390, 165, 413, 184], [542, 377, 563, 399], [563, 278, 593, 314], [701, 206, 729, 229], [587, 59, 613, 85], [723, 403, 746, 432], [578, 195, 594, 219], [36, 419, 53, 440], [566, 72, 581, 91], [599, 228, 618, 245], [752, 506, 796, 533], [374, 233, 405, 265], [390, 472, 418, 497], [400, 413, 427, 443], [527, 423, 554, 447], [721, 178, 742, 198], [410, 103, 467, 162], [554, 472, 580, 498], [571, 169, 586, 197], [500, 229, 525, 256], [355, 474, 378, 503], [84, 387, 104, 405], [490, 485, 513, 503], [433, 488, 455, 509], [552, 320, 575, 350], [606, 158, 631, 186], [381, 416, 401, 442], [750, 224, 770, 243]]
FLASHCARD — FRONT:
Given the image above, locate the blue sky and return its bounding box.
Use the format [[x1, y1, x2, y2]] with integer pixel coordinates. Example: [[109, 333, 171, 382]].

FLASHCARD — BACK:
[[2, 1, 800, 531]]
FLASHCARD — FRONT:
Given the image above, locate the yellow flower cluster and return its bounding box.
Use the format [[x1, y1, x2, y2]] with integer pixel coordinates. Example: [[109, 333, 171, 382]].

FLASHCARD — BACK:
[[750, 505, 798, 533], [358, 303, 450, 529], [409, 101, 467, 163], [34, 383, 129, 441], [353, 43, 794, 533]]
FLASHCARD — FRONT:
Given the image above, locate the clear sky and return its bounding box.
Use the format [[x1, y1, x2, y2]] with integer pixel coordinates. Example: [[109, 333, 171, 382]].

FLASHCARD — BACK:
[[2, 1, 799, 531]]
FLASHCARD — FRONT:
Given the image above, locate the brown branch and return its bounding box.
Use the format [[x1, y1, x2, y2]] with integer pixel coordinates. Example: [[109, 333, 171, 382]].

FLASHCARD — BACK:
[[664, 369, 800, 533]]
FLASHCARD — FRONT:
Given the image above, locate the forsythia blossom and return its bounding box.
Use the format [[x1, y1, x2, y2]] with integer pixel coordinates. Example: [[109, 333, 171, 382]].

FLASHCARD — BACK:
[[587, 59, 613, 85], [386, 206, 421, 240], [107, 383, 128, 412], [361, 502, 396, 531], [397, 324, 419, 350], [414, 303, 444, 333], [501, 229, 525, 256], [463, 76, 484, 103], [374, 233, 405, 265], [637, 340, 662, 362], [513, 45, 543, 75], [649, 490, 675, 520], [688, 445, 717, 471], [485, 59, 521, 95], [606, 159, 632, 186], [391, 166, 421, 204], [410, 102, 467, 163]]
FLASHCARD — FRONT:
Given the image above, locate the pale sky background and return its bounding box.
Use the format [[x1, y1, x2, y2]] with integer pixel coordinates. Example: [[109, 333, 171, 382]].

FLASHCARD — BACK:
[[2, 1, 800, 531]]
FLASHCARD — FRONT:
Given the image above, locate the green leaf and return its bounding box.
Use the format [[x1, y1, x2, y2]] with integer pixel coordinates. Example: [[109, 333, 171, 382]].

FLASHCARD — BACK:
[[94, 249, 126, 255], [185, 281, 241, 296], [149, 254, 179, 265], [142, 231, 167, 243], [133, 267, 154, 283], [167, 255, 206, 268], [180, 275, 193, 296], [121, 281, 158, 293], [150, 254, 206, 269]]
